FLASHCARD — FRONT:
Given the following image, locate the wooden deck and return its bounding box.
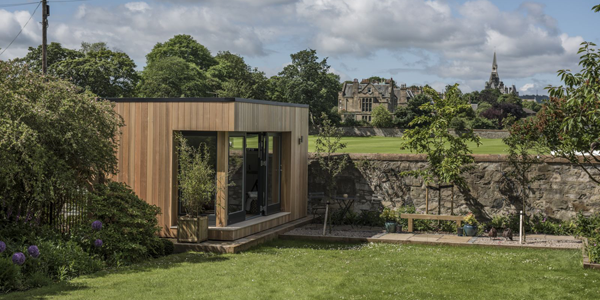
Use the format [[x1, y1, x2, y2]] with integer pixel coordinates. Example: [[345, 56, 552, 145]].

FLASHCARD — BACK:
[[208, 212, 291, 241], [172, 215, 313, 254]]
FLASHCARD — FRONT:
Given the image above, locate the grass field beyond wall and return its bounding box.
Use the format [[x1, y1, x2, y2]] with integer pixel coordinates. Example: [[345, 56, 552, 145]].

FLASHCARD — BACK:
[[308, 136, 509, 154], [7, 240, 598, 300]]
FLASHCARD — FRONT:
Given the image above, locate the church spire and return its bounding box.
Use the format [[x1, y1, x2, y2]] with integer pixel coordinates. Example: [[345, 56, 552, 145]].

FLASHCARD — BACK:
[[492, 51, 497, 72]]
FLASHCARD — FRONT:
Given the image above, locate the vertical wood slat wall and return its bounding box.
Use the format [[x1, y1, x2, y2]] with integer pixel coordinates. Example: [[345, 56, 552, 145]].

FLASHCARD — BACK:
[[112, 101, 308, 237]]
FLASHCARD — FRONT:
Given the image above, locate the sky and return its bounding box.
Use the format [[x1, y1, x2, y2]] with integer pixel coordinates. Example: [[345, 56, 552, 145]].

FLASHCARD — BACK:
[[1, 0, 599, 94]]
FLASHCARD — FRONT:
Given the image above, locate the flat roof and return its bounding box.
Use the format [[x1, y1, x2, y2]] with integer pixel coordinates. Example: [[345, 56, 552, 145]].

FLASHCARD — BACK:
[[106, 97, 309, 108]]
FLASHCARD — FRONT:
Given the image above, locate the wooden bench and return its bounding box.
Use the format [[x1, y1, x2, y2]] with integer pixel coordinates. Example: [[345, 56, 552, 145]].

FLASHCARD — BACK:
[[400, 213, 464, 232]]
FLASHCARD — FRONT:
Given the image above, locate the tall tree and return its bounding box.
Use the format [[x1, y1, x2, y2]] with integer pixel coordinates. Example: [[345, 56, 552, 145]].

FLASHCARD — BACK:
[[138, 56, 209, 98], [267, 49, 341, 123], [206, 51, 268, 99], [16, 42, 138, 97], [146, 34, 217, 71]]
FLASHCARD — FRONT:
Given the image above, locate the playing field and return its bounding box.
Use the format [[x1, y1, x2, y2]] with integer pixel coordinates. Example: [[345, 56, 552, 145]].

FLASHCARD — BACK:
[[308, 136, 509, 154]]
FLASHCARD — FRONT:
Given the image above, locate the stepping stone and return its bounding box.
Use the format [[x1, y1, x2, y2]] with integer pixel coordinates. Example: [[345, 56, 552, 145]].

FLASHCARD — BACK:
[[378, 233, 414, 241]]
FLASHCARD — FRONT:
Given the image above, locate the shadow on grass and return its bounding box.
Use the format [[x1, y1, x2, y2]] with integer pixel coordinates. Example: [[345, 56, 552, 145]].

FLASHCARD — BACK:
[[2, 252, 230, 300]]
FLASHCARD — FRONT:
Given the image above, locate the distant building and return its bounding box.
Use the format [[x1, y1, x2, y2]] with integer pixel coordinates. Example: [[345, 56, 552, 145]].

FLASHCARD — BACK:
[[338, 78, 422, 122], [485, 52, 518, 96]]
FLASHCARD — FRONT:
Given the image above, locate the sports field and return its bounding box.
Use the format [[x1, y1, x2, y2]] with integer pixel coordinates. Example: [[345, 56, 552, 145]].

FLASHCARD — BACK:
[[308, 136, 509, 154]]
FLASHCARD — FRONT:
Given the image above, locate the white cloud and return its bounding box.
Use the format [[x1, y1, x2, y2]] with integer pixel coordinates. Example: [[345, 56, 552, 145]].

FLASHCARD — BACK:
[[520, 83, 535, 92]]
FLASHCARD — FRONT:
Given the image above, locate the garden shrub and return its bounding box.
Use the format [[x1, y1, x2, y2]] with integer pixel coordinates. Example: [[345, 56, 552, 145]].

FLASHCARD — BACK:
[[371, 105, 393, 128], [0, 257, 20, 292], [162, 239, 175, 256], [73, 181, 163, 266]]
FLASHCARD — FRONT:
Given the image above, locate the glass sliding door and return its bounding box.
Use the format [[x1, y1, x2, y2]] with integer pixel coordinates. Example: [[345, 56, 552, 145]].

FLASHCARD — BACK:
[[265, 133, 282, 214], [228, 134, 246, 224]]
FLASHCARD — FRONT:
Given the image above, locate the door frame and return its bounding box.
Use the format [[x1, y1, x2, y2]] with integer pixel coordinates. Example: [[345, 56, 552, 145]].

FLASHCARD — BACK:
[[227, 132, 247, 225]]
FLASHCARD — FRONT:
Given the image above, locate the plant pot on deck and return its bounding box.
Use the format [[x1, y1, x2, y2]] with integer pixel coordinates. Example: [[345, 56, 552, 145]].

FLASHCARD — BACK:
[[385, 221, 397, 234], [463, 224, 478, 237], [177, 216, 208, 243]]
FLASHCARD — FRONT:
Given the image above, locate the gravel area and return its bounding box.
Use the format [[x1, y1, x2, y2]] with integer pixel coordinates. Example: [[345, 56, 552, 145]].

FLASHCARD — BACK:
[[285, 224, 384, 238], [473, 235, 582, 249]]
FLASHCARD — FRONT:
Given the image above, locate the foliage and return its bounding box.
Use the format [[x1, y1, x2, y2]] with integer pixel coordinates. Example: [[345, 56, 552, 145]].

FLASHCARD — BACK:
[[379, 208, 397, 222], [327, 106, 342, 126], [537, 41, 600, 184], [393, 94, 430, 128], [463, 213, 478, 226], [175, 134, 216, 217], [370, 105, 393, 128], [480, 103, 526, 128], [146, 34, 217, 71], [138, 56, 210, 97], [400, 84, 481, 189], [17, 42, 139, 97], [477, 88, 502, 105], [207, 51, 268, 99], [314, 113, 348, 200], [267, 49, 341, 124], [470, 116, 496, 129], [72, 182, 163, 266], [502, 118, 544, 218], [449, 116, 469, 131], [522, 100, 542, 112], [0, 60, 123, 220]]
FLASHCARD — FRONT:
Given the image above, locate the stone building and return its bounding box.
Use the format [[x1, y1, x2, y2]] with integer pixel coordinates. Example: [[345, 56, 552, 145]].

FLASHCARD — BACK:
[[485, 52, 518, 96], [338, 78, 422, 122]]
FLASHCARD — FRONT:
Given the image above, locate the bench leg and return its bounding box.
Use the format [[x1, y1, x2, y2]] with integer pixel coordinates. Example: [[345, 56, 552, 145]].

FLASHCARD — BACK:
[[457, 220, 462, 229], [408, 219, 413, 233]]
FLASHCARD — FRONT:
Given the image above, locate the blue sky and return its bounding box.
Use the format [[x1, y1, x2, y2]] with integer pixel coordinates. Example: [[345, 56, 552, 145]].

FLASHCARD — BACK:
[[1, 0, 599, 94]]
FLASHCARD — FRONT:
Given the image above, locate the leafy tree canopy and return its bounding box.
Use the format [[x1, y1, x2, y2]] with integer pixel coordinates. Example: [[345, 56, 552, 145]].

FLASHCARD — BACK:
[[207, 51, 268, 99], [267, 49, 341, 124], [146, 34, 217, 71], [138, 56, 209, 98], [0, 60, 123, 214], [371, 105, 393, 128], [17, 42, 139, 97]]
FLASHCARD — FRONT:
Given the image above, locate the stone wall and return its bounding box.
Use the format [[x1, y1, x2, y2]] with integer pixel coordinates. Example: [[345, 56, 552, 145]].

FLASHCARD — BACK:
[[308, 154, 600, 221], [309, 127, 509, 139]]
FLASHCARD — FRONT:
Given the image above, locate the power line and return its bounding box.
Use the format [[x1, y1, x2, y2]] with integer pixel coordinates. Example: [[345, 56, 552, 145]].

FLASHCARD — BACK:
[[0, 1, 41, 57], [0, 2, 40, 8]]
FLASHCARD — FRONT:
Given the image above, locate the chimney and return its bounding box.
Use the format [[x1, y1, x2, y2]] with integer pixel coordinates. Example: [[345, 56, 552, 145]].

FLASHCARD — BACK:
[[353, 78, 359, 94]]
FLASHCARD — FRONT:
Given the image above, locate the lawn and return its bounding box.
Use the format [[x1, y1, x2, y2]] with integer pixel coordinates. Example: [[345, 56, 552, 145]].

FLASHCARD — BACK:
[[7, 240, 599, 300], [308, 136, 509, 154]]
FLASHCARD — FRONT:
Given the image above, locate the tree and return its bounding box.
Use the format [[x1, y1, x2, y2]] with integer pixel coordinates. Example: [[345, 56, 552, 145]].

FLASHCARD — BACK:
[[478, 88, 502, 105], [207, 51, 268, 99], [0, 60, 123, 221], [393, 93, 430, 128], [400, 84, 481, 214], [522, 99, 542, 112], [16, 42, 139, 97], [498, 93, 523, 106], [146, 34, 217, 71], [138, 56, 210, 97], [371, 105, 393, 127], [267, 49, 341, 123], [480, 102, 526, 128], [535, 40, 600, 184], [314, 113, 348, 200], [502, 118, 544, 242]]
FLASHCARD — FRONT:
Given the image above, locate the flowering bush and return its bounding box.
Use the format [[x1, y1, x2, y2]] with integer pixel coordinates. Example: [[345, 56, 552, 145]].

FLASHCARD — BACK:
[[0, 241, 5, 253], [94, 239, 103, 248], [380, 208, 397, 222]]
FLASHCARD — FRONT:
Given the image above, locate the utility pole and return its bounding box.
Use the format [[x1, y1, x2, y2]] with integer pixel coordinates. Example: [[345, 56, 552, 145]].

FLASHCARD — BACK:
[[42, 0, 49, 75]]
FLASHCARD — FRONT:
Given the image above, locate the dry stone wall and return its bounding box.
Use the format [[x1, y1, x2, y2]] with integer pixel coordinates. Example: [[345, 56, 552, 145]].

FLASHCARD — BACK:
[[308, 154, 600, 221]]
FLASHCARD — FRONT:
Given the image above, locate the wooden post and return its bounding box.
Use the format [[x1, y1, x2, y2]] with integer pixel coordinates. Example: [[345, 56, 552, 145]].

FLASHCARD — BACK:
[[425, 187, 429, 214], [216, 131, 229, 227], [451, 185, 454, 215], [438, 184, 441, 216], [322, 202, 329, 236]]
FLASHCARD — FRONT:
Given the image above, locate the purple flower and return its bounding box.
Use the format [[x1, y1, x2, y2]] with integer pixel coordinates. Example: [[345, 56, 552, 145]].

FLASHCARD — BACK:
[[0, 241, 6, 253], [28, 245, 40, 258], [92, 220, 102, 231], [94, 239, 103, 248], [12, 252, 26, 265]]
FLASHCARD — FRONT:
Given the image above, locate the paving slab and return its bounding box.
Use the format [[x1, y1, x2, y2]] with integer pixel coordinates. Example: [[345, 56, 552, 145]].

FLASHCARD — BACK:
[[438, 235, 472, 243], [378, 233, 414, 241], [545, 235, 577, 241], [408, 234, 442, 242]]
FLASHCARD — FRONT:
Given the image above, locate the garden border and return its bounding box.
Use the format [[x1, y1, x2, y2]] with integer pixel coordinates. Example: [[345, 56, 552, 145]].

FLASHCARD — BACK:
[[582, 238, 600, 270]]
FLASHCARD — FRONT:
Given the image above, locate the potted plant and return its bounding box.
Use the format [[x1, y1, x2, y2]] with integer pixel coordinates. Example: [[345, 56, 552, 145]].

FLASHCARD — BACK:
[[463, 213, 478, 236], [380, 208, 397, 233], [176, 134, 216, 243]]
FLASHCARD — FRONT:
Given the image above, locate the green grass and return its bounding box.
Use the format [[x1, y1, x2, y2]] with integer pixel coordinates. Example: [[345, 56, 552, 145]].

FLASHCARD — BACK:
[[6, 240, 599, 300], [308, 136, 509, 154]]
